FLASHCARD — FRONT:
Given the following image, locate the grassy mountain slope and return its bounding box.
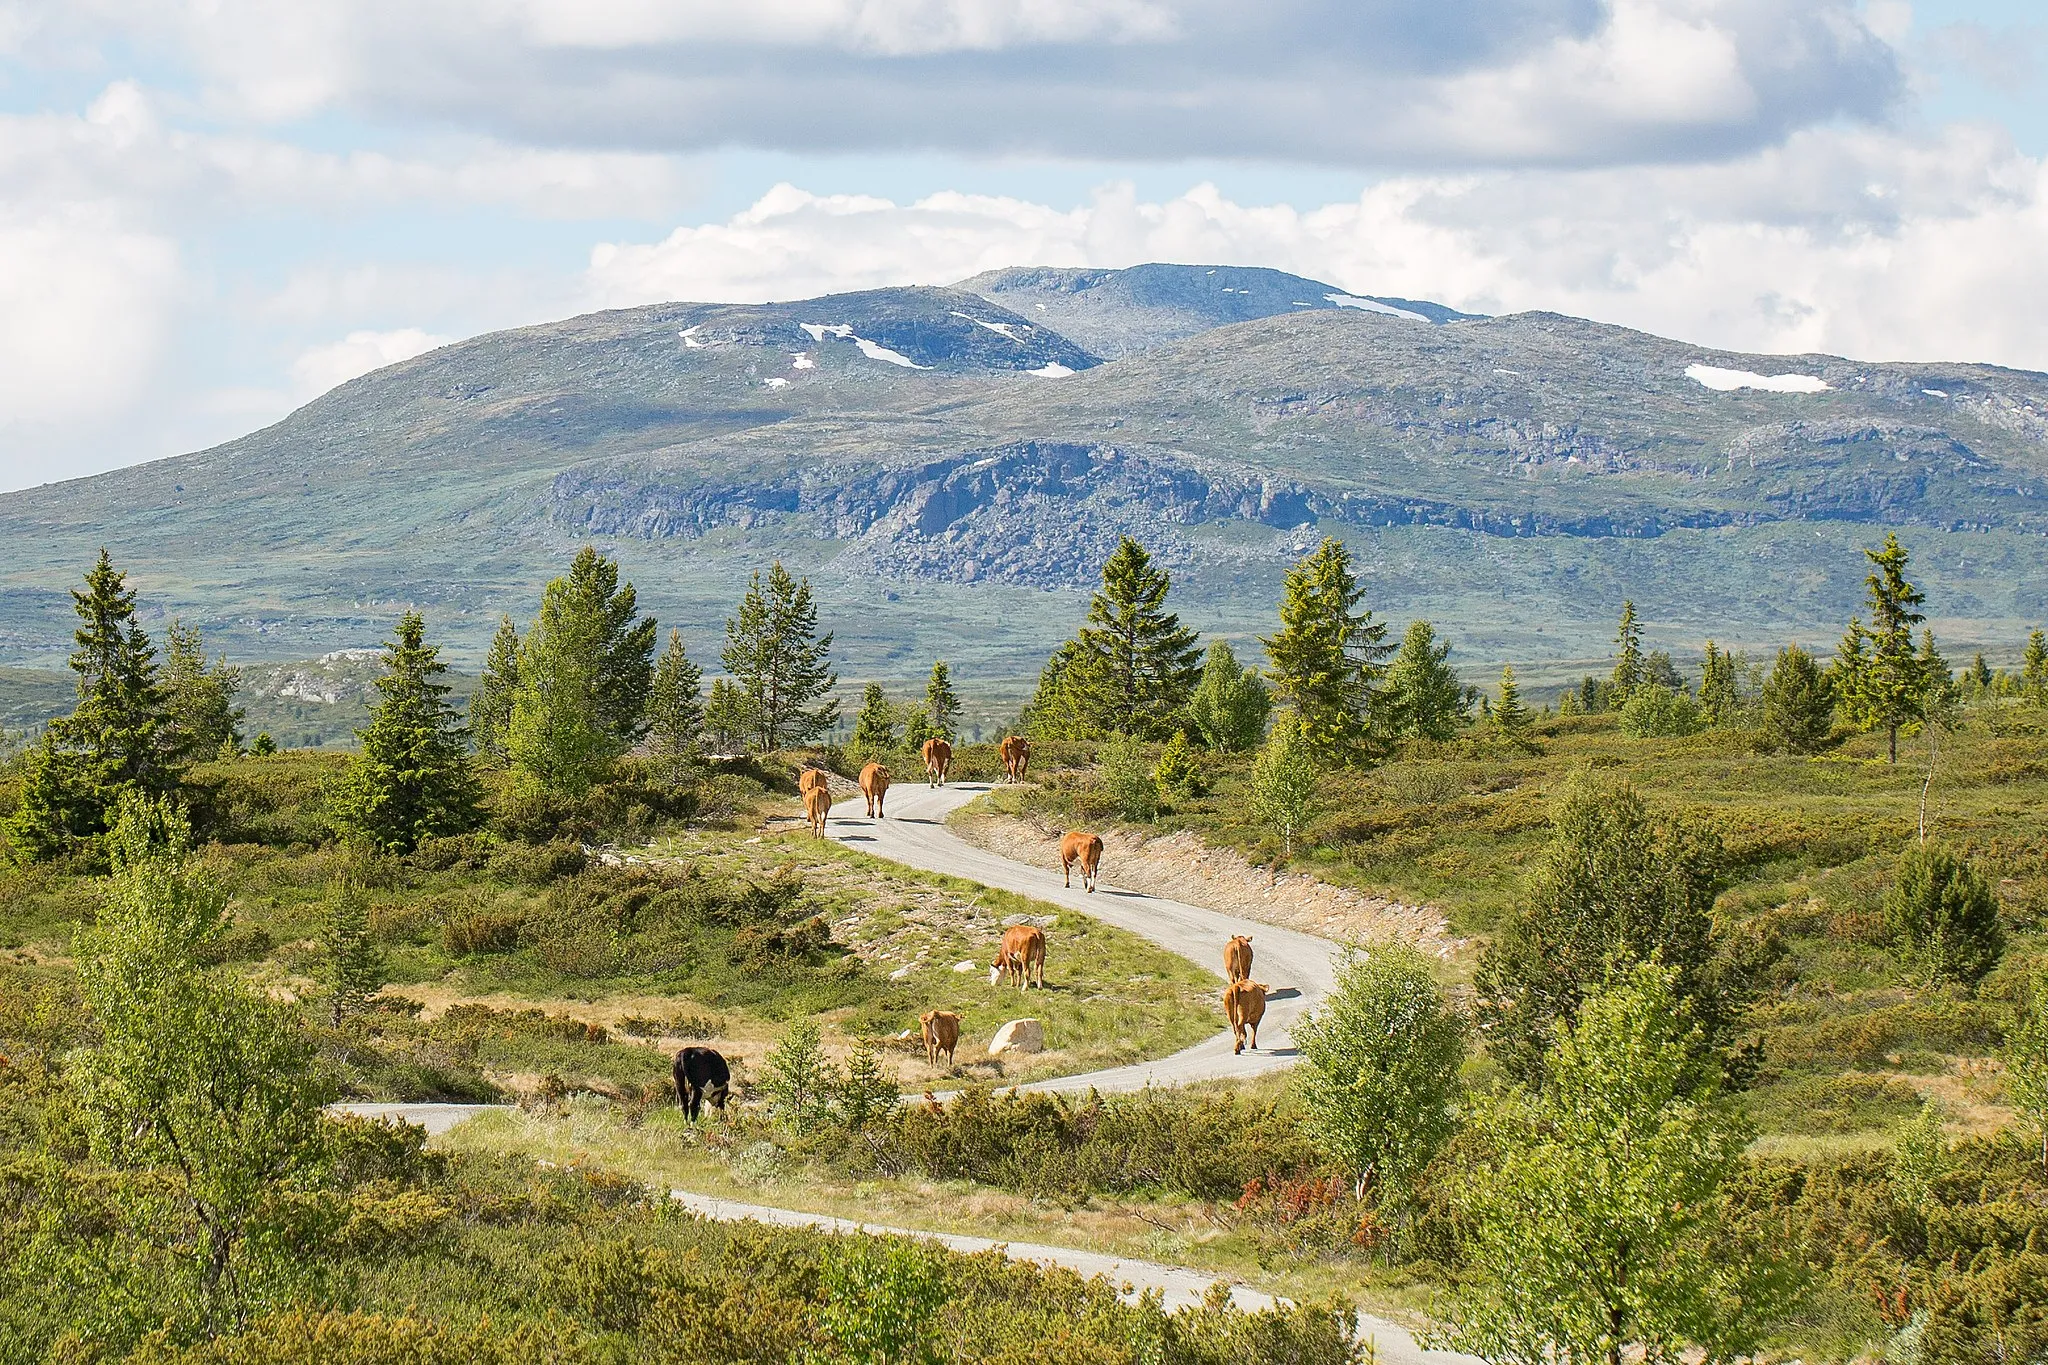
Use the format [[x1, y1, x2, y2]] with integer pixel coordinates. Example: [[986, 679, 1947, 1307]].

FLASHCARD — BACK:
[[2, 269, 2045, 689]]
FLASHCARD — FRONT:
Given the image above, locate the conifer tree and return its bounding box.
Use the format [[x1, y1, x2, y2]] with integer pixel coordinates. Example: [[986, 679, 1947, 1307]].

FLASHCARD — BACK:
[[1384, 620, 1470, 742], [703, 677, 754, 755], [849, 683, 898, 760], [1762, 643, 1834, 753], [1185, 639, 1272, 751], [7, 550, 176, 860], [1833, 533, 1928, 762], [923, 660, 961, 741], [2024, 628, 2048, 705], [1490, 664, 1533, 745], [506, 576, 619, 796], [1263, 536, 1390, 765], [468, 616, 520, 763], [1697, 641, 1739, 727], [721, 562, 839, 750], [1022, 641, 1096, 741], [1965, 652, 1993, 698], [562, 546, 659, 744], [646, 630, 704, 781], [332, 612, 480, 852], [162, 620, 243, 762], [1068, 537, 1202, 739], [1612, 600, 1646, 697]]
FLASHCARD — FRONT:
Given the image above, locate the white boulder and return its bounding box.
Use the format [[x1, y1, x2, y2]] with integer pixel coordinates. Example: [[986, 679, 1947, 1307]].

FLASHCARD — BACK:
[[988, 1018, 1045, 1056], [952, 960, 979, 973]]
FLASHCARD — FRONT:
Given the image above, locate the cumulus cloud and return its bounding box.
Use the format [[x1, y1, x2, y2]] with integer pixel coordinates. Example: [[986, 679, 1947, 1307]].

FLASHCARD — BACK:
[[26, 0, 1899, 168], [290, 328, 453, 399], [587, 124, 2048, 372]]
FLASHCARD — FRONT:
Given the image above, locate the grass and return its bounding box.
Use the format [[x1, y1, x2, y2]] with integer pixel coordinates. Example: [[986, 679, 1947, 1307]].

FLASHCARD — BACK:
[[981, 707, 2048, 1147]]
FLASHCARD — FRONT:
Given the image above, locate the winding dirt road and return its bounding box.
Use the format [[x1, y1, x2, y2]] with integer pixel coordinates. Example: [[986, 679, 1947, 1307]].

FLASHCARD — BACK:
[[827, 781, 1345, 1090], [334, 786, 1481, 1358]]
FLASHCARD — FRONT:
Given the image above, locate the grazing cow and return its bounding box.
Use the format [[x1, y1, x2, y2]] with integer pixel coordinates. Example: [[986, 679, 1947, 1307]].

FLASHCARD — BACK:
[[999, 735, 1031, 782], [1223, 935, 1254, 983], [1223, 980, 1268, 1055], [797, 767, 831, 797], [989, 924, 1047, 988], [859, 762, 890, 818], [672, 1046, 732, 1120], [919, 1009, 961, 1065], [803, 784, 831, 837], [921, 737, 953, 787], [1059, 831, 1104, 892]]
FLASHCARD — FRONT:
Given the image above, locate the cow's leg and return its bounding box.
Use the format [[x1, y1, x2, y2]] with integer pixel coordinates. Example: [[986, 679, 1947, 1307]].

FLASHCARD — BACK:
[[1062, 859, 1072, 888], [684, 1081, 702, 1120]]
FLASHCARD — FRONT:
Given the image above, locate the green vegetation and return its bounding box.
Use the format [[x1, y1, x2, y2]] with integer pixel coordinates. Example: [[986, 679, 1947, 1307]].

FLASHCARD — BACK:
[[1262, 537, 1387, 765], [331, 612, 482, 852], [722, 561, 839, 750], [1025, 536, 1201, 741]]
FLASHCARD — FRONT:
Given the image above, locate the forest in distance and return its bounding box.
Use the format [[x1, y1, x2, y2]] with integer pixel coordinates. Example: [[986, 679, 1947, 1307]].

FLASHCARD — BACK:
[[0, 524, 2045, 1364]]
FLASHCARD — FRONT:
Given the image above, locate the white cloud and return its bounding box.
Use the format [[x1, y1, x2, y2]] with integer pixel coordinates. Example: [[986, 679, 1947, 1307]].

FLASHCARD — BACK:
[[586, 125, 2048, 373], [290, 328, 452, 399], [24, 1, 1898, 169]]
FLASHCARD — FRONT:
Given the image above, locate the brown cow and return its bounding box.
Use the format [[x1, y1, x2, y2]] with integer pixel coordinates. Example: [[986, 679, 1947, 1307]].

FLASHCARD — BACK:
[[1059, 831, 1104, 892], [859, 762, 890, 818], [989, 924, 1046, 988], [1224, 980, 1267, 1054], [1223, 935, 1254, 982], [803, 784, 831, 837], [921, 737, 953, 787], [999, 734, 1031, 782], [798, 767, 831, 797], [919, 1009, 961, 1065]]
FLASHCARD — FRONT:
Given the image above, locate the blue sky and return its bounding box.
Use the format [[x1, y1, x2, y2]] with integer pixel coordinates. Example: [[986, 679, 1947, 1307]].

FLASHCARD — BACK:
[[0, 1, 2043, 492]]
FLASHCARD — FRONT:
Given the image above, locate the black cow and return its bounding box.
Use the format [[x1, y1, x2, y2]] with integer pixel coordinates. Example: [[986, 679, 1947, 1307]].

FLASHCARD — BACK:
[[672, 1046, 731, 1121]]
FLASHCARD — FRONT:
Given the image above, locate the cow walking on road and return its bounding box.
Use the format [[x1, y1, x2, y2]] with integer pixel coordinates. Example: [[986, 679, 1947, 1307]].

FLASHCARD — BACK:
[[859, 762, 890, 818], [921, 737, 952, 787], [1223, 935, 1253, 982], [803, 784, 831, 837], [1223, 981, 1267, 1055], [1059, 831, 1103, 892]]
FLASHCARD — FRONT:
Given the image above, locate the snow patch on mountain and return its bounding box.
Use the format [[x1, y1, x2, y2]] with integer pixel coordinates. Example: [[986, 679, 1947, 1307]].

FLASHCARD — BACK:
[[1686, 364, 1829, 394], [1324, 294, 1430, 322]]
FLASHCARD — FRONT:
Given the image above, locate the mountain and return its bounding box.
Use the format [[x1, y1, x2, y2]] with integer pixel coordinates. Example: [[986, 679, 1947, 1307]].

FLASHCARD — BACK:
[[2, 265, 2044, 690]]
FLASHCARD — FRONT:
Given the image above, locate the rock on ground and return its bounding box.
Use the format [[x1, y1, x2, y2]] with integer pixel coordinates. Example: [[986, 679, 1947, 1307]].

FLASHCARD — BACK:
[[988, 1018, 1045, 1055]]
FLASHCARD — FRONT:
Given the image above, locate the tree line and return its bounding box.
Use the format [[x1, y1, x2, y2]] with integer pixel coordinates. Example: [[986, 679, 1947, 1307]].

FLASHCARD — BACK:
[[5, 547, 849, 861]]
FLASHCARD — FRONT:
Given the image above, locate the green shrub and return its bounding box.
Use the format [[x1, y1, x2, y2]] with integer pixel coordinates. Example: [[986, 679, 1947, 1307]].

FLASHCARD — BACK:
[[1618, 685, 1705, 738], [1884, 843, 2005, 985], [1095, 734, 1159, 820], [487, 839, 588, 885]]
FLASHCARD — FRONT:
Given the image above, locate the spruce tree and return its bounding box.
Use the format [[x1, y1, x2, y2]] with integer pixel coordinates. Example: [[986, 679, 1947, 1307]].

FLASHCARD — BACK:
[[1185, 639, 1272, 751], [2024, 628, 2048, 705], [7, 550, 176, 860], [1884, 843, 2004, 986], [923, 660, 961, 742], [162, 620, 243, 762], [1384, 620, 1470, 742], [1697, 641, 1739, 727], [1834, 533, 1928, 762], [1965, 652, 1993, 698], [1762, 644, 1834, 753], [563, 546, 659, 744], [506, 574, 619, 797], [1262, 536, 1390, 765], [849, 682, 898, 760], [1022, 640, 1096, 741], [1491, 664, 1533, 745], [1070, 537, 1202, 739], [1612, 600, 1646, 696], [468, 616, 520, 763], [332, 612, 480, 852], [721, 562, 840, 750], [703, 677, 755, 755], [646, 630, 704, 782]]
